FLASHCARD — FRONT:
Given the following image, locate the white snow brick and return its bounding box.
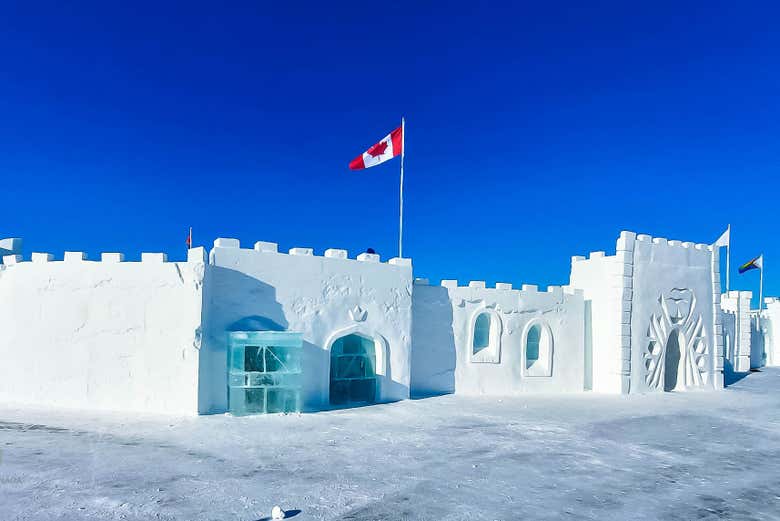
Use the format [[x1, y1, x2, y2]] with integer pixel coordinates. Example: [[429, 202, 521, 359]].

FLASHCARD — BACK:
[[3, 254, 22, 265], [214, 238, 240, 248], [187, 247, 206, 263], [31, 252, 54, 263], [357, 252, 380, 262], [141, 253, 167, 263], [389, 257, 412, 267], [324, 248, 348, 259], [64, 251, 87, 262], [254, 241, 279, 253]]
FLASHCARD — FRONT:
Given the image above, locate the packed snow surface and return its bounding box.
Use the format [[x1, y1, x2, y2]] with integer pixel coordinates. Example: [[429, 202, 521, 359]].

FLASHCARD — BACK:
[[2, 370, 780, 520]]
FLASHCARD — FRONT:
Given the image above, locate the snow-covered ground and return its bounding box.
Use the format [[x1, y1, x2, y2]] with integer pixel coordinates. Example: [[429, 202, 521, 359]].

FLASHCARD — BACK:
[[3, 371, 780, 521]]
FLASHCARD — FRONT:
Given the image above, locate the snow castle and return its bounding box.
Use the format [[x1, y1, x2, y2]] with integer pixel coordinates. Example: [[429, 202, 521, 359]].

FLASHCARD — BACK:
[[0, 231, 776, 416]]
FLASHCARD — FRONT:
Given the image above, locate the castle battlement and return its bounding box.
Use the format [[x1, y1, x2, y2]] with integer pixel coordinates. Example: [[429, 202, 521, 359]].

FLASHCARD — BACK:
[[572, 231, 713, 268], [210, 237, 412, 268], [430, 278, 582, 298], [1, 247, 208, 267]]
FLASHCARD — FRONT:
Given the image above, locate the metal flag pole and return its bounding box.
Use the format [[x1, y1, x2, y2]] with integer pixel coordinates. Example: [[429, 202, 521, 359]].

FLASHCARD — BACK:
[[757, 255, 764, 336], [760, 255, 764, 313], [726, 224, 731, 293], [399, 117, 405, 259]]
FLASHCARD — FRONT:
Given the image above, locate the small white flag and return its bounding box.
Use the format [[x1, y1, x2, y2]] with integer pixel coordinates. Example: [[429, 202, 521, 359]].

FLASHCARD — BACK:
[[714, 226, 730, 248]]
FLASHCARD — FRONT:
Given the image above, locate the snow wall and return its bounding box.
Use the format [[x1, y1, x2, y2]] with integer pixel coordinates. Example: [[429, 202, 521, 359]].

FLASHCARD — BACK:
[[0, 248, 206, 415], [411, 280, 585, 395], [720, 291, 753, 372], [409, 279, 456, 396], [760, 298, 780, 367], [201, 239, 413, 413], [571, 231, 723, 394]]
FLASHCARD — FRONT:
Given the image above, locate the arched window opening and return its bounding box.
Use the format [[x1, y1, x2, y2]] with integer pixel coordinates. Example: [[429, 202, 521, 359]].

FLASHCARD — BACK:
[[526, 324, 541, 368], [470, 309, 501, 363], [473, 313, 491, 354], [524, 321, 553, 377]]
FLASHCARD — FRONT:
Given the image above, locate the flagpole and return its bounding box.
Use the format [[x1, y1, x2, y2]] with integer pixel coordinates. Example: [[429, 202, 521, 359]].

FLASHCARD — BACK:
[[760, 257, 764, 313], [726, 224, 730, 293], [399, 117, 405, 259]]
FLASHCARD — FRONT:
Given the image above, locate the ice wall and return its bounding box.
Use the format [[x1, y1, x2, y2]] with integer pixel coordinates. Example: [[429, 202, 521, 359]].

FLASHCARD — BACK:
[[202, 239, 413, 413], [0, 248, 206, 415]]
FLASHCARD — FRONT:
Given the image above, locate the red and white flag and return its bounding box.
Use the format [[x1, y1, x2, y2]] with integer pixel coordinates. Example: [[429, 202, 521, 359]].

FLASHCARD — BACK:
[[349, 125, 403, 170]]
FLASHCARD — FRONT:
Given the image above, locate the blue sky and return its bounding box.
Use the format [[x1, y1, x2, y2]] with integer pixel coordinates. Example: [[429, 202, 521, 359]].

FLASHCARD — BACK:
[[2, 2, 778, 303]]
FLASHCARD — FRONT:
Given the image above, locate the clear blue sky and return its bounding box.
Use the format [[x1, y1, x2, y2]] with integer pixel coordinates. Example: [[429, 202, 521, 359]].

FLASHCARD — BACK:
[[2, 2, 778, 303]]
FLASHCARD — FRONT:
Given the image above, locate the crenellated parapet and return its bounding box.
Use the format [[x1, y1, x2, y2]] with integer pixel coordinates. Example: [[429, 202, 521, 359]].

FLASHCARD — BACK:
[[1, 246, 208, 267], [423, 278, 583, 298], [209, 237, 411, 269]]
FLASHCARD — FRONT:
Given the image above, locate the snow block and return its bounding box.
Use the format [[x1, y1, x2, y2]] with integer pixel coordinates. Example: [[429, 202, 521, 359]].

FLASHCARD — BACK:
[[101, 253, 125, 263], [468, 281, 486, 289], [3, 254, 22, 265], [214, 238, 240, 248], [254, 241, 278, 253], [617, 231, 637, 251], [589, 251, 605, 259], [356, 252, 379, 262], [64, 251, 87, 262], [521, 284, 538, 292], [324, 248, 348, 259], [441, 279, 458, 289], [187, 247, 206, 263], [389, 257, 412, 267], [289, 247, 313, 256], [0, 237, 22, 253], [495, 282, 513, 290], [141, 253, 167, 263], [571, 255, 586, 263], [414, 278, 430, 286], [32, 253, 54, 263]]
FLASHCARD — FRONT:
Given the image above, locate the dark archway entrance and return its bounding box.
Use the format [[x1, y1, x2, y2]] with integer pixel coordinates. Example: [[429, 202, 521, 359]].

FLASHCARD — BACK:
[[329, 334, 377, 406], [664, 330, 682, 392]]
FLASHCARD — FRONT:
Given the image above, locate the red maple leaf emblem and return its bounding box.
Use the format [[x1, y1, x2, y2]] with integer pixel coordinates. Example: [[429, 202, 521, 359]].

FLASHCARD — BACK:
[[366, 140, 388, 158]]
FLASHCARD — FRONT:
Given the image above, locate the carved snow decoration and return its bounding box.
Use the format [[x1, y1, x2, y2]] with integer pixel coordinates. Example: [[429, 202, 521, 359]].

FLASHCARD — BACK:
[[349, 305, 367, 322], [644, 288, 708, 391]]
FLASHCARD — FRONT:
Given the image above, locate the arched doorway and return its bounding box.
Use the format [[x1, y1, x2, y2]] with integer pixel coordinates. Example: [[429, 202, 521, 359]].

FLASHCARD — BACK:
[[664, 330, 682, 392], [329, 333, 378, 405]]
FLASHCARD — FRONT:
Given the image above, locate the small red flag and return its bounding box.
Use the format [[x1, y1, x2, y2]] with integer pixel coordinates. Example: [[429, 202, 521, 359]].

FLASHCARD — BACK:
[[186, 228, 192, 249]]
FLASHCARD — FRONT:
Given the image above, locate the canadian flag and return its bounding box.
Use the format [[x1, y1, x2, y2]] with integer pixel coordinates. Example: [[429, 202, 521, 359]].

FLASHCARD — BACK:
[[349, 125, 403, 170]]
